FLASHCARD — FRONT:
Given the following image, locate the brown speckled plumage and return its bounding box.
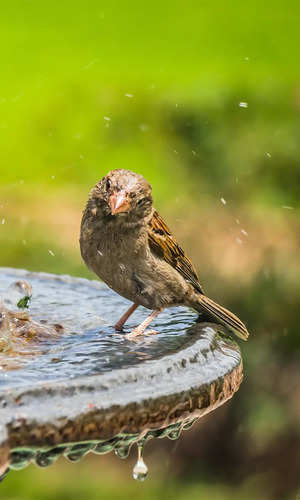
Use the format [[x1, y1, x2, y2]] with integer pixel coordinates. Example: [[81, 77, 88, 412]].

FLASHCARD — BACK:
[[80, 169, 249, 340]]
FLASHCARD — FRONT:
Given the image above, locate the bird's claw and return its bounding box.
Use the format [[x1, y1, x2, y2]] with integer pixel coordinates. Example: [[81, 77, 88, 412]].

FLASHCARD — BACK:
[[125, 328, 158, 340], [144, 329, 158, 336]]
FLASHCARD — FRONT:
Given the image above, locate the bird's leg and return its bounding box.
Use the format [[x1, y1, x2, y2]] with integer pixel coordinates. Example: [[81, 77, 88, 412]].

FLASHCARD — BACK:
[[114, 303, 139, 331], [126, 309, 163, 340]]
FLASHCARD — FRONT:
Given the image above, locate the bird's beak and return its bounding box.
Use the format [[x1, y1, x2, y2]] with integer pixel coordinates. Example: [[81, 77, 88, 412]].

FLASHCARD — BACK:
[[109, 191, 130, 215]]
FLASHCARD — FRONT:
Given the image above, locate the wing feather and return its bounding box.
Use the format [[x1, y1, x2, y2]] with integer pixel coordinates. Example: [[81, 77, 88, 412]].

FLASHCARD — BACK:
[[148, 210, 204, 294]]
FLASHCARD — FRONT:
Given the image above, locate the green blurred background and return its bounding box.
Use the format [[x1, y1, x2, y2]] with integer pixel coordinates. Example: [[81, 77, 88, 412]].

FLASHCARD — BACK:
[[1, 1, 300, 499]]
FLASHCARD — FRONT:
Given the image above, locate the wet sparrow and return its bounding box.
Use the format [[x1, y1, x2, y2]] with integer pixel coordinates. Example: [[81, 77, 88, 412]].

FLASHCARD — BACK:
[[80, 169, 249, 340]]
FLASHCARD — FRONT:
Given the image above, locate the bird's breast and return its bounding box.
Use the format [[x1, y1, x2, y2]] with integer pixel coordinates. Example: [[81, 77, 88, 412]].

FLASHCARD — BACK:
[[80, 216, 149, 300], [80, 214, 191, 310]]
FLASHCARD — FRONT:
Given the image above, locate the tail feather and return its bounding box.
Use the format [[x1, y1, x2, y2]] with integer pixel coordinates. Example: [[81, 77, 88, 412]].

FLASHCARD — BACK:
[[196, 295, 249, 341]]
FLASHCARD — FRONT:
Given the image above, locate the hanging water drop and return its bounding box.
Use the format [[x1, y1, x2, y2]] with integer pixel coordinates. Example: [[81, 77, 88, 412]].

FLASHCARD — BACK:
[[133, 441, 148, 481], [167, 425, 182, 440], [115, 444, 131, 459]]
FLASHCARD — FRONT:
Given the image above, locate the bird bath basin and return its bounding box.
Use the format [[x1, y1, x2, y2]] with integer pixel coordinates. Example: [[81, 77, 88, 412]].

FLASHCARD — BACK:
[[0, 268, 243, 481]]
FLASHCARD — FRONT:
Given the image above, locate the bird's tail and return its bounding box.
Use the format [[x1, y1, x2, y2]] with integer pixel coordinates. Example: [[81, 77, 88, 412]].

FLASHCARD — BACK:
[[195, 295, 249, 340]]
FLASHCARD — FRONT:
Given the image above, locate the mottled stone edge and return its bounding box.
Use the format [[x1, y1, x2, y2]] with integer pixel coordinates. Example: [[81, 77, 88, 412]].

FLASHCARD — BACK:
[[0, 326, 242, 440], [0, 355, 243, 474], [7, 358, 242, 474]]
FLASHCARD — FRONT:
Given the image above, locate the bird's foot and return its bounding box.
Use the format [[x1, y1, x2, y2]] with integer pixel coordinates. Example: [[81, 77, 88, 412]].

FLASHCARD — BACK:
[[125, 328, 158, 340], [125, 327, 143, 340], [144, 329, 158, 336], [125, 309, 162, 340]]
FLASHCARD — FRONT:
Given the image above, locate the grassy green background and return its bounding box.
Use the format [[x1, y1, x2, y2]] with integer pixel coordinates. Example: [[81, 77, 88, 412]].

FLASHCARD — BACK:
[[1, 1, 300, 499]]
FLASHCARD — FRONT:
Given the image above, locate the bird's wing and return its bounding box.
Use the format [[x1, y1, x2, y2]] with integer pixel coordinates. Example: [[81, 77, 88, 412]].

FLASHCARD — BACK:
[[148, 210, 205, 294]]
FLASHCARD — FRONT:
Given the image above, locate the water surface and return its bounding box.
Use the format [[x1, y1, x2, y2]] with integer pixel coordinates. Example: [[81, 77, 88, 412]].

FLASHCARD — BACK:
[[0, 268, 197, 389]]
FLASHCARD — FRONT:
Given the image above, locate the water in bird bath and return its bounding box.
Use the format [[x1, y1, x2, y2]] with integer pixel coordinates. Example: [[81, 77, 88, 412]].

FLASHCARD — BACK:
[[0, 267, 197, 387]]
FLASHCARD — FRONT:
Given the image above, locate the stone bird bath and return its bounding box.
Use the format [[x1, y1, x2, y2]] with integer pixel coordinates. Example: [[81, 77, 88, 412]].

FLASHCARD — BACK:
[[0, 268, 243, 481]]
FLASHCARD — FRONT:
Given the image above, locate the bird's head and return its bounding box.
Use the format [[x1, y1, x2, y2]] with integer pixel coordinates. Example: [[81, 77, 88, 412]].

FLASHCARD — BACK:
[[90, 169, 153, 220]]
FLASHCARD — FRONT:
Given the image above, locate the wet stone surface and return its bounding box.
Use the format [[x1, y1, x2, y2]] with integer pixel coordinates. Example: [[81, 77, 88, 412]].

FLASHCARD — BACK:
[[0, 268, 243, 481]]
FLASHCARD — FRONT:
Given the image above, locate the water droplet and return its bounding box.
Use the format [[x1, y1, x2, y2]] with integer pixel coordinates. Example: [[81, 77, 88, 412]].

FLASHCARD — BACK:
[[182, 418, 198, 430], [239, 102, 248, 108], [82, 59, 99, 70], [167, 427, 182, 440], [133, 442, 148, 481], [220, 197, 226, 205], [48, 250, 55, 257], [125, 93, 134, 98], [139, 123, 149, 132], [115, 444, 131, 459], [104, 116, 111, 121]]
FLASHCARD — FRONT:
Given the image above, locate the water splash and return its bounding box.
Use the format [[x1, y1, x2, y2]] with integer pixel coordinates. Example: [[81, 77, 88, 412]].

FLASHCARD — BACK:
[[7, 280, 32, 310], [133, 441, 148, 481]]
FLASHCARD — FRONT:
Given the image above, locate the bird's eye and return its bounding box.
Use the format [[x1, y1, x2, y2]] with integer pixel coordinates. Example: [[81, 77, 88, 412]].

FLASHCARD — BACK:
[[137, 198, 145, 206], [106, 178, 111, 190]]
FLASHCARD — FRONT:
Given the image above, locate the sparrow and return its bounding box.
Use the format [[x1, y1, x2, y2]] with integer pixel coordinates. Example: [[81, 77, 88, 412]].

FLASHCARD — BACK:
[[80, 169, 249, 340]]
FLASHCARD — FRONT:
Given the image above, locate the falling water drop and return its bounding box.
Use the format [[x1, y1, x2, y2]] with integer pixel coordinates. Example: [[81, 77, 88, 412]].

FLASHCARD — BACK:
[[133, 441, 148, 481]]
